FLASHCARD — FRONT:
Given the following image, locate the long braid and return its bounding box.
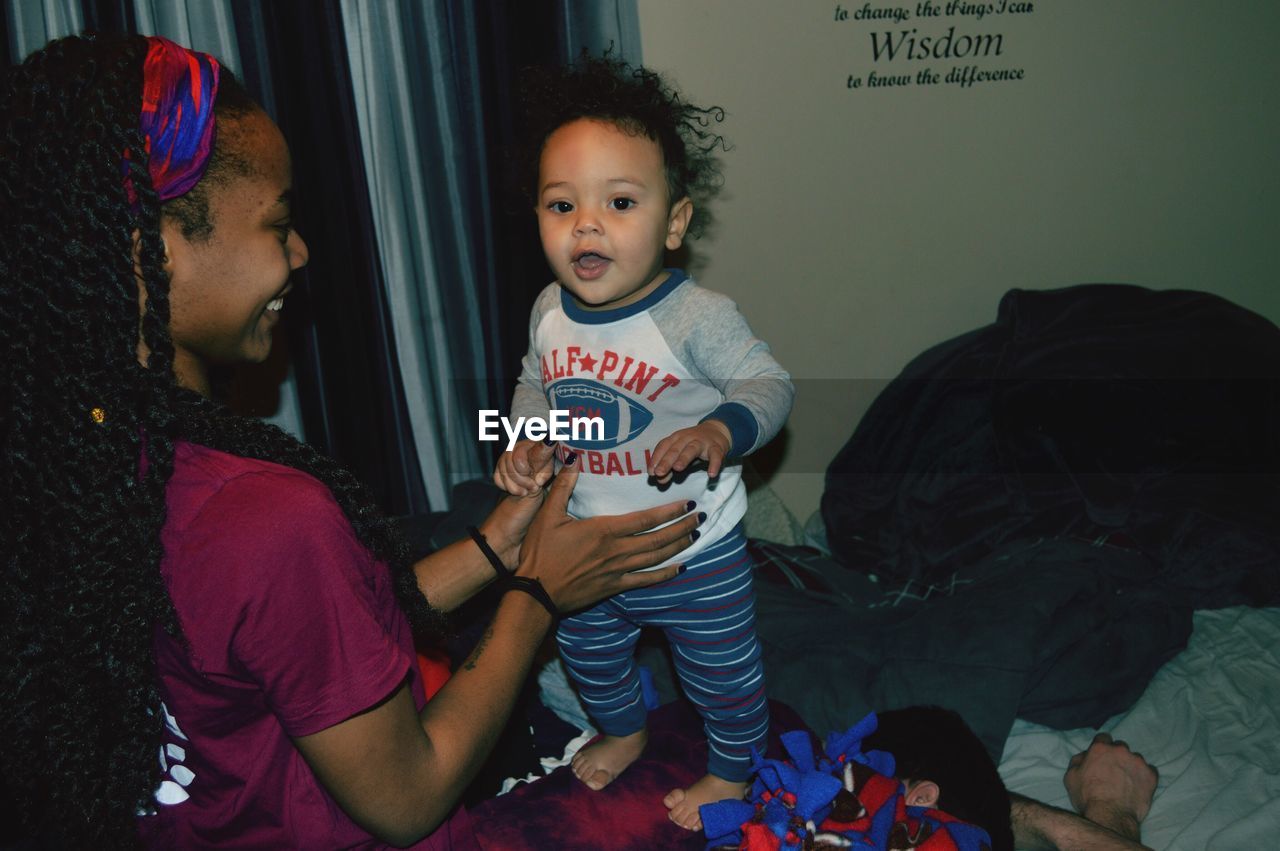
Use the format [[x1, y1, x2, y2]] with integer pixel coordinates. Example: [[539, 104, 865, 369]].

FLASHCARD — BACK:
[[2, 35, 175, 844], [1, 34, 441, 845]]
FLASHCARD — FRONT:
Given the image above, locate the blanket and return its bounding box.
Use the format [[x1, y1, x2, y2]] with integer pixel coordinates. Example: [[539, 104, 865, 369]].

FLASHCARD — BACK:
[[822, 284, 1280, 605]]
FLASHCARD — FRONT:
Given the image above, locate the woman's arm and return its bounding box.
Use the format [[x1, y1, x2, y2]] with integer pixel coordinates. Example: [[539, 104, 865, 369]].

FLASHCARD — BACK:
[[412, 443, 557, 613], [294, 591, 553, 846], [294, 463, 700, 845]]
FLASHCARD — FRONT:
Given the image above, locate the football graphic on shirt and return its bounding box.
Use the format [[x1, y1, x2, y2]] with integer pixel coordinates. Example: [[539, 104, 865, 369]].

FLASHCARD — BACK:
[[547, 380, 653, 450]]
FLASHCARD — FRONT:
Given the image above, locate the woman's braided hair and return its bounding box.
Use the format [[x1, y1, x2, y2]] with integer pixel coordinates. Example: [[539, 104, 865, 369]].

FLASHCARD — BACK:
[[0, 33, 439, 845]]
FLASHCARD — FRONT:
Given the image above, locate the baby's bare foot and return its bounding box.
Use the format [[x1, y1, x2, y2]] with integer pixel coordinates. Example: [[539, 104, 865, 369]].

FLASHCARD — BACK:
[[663, 773, 749, 831], [570, 728, 648, 791]]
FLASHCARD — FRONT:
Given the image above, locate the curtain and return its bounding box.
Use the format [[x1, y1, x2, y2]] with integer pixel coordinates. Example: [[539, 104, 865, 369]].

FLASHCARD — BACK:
[[249, 0, 431, 515], [334, 0, 643, 508], [3, 1, 238, 63], [244, 0, 571, 514], [338, 0, 500, 507], [556, 0, 642, 61], [130, 0, 239, 67], [4, 0, 82, 61]]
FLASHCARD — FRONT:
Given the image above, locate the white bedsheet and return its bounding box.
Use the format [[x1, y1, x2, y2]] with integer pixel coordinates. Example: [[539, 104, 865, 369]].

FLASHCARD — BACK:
[[1000, 606, 1280, 849]]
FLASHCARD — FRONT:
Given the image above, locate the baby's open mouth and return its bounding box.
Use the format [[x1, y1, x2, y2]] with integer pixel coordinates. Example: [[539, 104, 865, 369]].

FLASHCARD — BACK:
[[572, 251, 610, 271]]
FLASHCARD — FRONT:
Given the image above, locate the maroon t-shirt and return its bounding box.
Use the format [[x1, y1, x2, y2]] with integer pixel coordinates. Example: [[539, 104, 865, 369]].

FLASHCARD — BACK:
[[137, 442, 477, 849]]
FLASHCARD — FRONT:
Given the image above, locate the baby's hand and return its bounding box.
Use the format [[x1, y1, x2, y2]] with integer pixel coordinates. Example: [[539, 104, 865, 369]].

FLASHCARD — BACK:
[[649, 420, 733, 485], [494, 439, 557, 497]]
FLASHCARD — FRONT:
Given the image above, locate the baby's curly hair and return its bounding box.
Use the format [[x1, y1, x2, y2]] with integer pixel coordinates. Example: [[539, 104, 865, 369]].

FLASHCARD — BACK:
[[520, 53, 727, 238]]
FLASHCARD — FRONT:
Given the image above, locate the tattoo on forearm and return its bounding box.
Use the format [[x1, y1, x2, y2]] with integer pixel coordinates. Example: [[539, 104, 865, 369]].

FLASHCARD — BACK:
[[463, 627, 494, 671]]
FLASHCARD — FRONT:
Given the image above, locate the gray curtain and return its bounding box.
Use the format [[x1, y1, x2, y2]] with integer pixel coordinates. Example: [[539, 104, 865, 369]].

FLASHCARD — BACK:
[[336, 0, 643, 507], [557, 0, 642, 61], [338, 0, 501, 506], [131, 0, 240, 67], [4, 0, 81, 58], [4, 1, 239, 80]]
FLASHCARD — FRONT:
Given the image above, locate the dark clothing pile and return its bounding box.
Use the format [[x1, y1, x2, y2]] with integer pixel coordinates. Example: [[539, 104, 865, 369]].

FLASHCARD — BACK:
[[792, 285, 1279, 754]]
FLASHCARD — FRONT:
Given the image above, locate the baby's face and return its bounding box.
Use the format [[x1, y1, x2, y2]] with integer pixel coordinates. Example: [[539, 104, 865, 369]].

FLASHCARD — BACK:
[[536, 118, 691, 311]]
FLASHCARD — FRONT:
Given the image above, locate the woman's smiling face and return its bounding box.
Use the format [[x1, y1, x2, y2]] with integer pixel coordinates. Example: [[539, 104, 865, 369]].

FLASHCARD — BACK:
[[160, 109, 308, 394]]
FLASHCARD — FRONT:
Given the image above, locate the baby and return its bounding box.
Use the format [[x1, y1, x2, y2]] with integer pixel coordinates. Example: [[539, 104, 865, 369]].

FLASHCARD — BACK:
[[494, 55, 794, 831]]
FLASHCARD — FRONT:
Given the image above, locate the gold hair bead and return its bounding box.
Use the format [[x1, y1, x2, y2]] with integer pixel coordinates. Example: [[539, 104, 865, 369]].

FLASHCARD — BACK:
[[90, 407, 106, 424]]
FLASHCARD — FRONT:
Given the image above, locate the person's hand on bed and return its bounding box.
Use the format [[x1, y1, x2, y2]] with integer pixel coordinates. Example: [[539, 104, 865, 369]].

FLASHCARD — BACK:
[[1064, 732, 1158, 842]]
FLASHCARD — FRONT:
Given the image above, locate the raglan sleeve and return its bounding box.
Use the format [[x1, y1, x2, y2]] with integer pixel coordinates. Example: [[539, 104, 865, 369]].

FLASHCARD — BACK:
[[682, 290, 795, 457]]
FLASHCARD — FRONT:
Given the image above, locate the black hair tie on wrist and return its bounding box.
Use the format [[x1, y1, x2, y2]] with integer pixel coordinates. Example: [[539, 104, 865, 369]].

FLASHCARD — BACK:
[[467, 526, 513, 580], [468, 527, 558, 618], [504, 576, 560, 620]]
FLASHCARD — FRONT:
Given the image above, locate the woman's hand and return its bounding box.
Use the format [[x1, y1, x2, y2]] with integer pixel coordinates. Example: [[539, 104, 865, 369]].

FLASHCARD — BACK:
[[516, 459, 702, 613], [477, 441, 560, 571]]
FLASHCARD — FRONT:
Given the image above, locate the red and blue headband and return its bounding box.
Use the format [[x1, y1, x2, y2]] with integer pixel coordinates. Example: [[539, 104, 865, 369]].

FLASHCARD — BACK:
[[125, 35, 220, 205]]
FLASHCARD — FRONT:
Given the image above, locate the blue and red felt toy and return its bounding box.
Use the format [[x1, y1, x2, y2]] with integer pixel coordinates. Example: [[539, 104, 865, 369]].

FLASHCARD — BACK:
[[700, 713, 993, 851]]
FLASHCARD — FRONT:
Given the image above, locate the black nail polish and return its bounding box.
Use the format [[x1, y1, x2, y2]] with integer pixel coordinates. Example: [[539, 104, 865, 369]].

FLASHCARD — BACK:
[[685, 500, 697, 512], [677, 565, 687, 573], [697, 512, 707, 524], [564, 451, 577, 465], [543, 435, 555, 446], [691, 530, 701, 542]]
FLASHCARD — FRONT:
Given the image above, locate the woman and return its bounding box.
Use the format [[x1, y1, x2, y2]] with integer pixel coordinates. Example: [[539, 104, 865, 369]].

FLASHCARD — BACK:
[[0, 33, 698, 848]]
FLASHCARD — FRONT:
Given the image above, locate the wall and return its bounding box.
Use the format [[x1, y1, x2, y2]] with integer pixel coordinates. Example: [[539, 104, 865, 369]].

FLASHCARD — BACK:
[[637, 0, 1280, 526]]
